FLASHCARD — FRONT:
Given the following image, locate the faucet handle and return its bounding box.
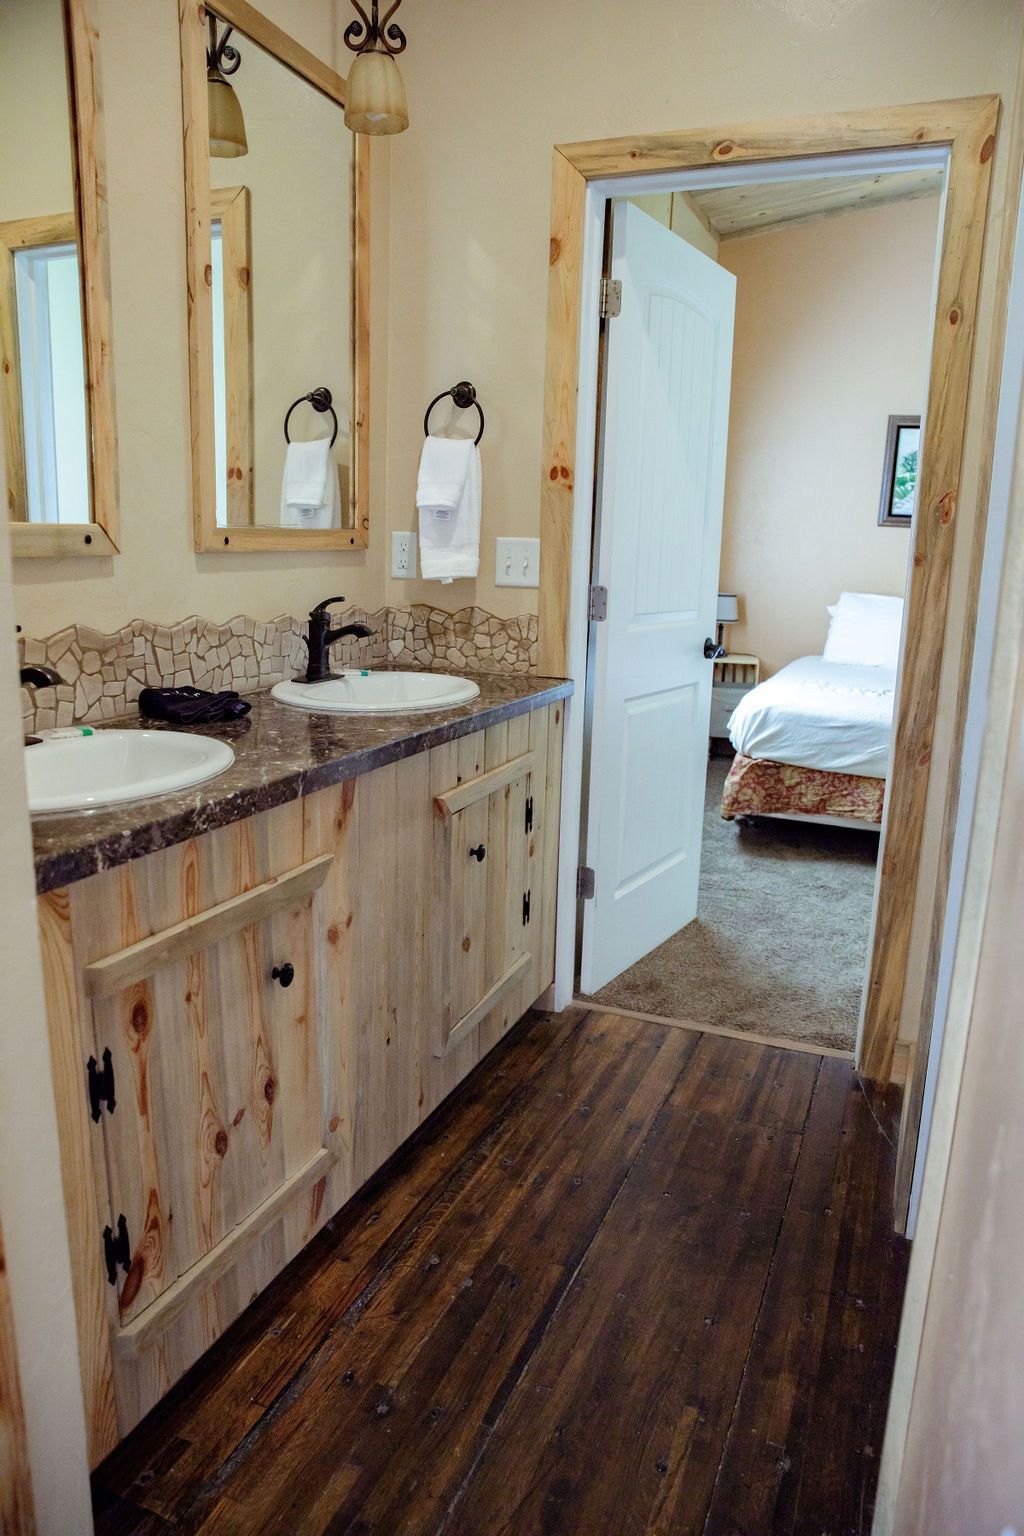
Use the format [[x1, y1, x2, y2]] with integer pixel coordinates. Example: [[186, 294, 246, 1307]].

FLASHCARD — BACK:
[[310, 595, 346, 619]]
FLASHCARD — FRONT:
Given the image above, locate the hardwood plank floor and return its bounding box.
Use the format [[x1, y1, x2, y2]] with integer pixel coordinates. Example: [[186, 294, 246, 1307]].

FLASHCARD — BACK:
[[93, 1009, 909, 1536]]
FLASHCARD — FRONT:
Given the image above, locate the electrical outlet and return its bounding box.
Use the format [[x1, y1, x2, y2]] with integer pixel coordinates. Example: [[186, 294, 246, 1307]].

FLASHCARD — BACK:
[[495, 536, 540, 588], [391, 530, 417, 578]]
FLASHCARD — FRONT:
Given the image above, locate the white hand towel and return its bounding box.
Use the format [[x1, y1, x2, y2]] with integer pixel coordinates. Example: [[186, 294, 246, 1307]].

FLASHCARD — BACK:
[[280, 440, 340, 530], [417, 436, 481, 583], [417, 435, 472, 517], [283, 439, 331, 508]]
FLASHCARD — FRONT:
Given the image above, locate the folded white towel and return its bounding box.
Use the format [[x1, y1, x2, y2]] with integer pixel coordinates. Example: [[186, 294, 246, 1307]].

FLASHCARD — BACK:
[[417, 436, 481, 583], [282, 439, 331, 507], [280, 439, 340, 529]]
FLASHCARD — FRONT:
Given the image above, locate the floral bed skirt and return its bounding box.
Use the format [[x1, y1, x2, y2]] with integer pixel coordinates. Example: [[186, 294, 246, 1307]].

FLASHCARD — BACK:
[[721, 753, 885, 825]]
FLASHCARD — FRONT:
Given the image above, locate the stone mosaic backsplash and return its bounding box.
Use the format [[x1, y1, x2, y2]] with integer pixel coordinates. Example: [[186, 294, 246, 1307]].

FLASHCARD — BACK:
[[19, 605, 539, 732]]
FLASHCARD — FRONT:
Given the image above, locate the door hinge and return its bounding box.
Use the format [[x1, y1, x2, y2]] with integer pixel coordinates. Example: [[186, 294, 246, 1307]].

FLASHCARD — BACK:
[[600, 276, 622, 320], [87, 1047, 116, 1122], [103, 1215, 131, 1287], [588, 585, 608, 623], [577, 865, 596, 900], [524, 795, 534, 834], [522, 890, 532, 925]]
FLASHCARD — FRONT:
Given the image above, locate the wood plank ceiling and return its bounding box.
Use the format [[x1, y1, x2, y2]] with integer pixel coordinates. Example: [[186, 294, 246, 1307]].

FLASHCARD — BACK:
[[689, 166, 944, 240]]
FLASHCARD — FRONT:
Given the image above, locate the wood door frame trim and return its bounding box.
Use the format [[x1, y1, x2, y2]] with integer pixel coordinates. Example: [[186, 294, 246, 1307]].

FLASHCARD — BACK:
[[178, 0, 370, 552], [9, 0, 120, 559], [539, 96, 1000, 1086]]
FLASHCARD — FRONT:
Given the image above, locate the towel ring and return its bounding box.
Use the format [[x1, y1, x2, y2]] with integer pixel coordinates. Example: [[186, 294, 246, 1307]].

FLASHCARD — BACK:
[[423, 380, 484, 446], [284, 386, 339, 448]]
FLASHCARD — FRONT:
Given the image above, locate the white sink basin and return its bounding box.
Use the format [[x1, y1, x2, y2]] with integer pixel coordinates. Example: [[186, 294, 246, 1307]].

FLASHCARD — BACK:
[[26, 730, 235, 814], [271, 671, 481, 715]]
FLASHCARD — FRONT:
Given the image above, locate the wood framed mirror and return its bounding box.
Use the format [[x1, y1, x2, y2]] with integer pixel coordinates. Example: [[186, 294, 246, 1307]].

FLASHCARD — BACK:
[[179, 0, 370, 552], [2, 0, 119, 558]]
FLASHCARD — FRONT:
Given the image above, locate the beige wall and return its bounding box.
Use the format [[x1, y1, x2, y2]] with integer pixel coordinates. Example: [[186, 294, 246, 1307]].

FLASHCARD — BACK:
[[12, 0, 388, 637], [886, 543, 1024, 1531], [718, 197, 939, 677]]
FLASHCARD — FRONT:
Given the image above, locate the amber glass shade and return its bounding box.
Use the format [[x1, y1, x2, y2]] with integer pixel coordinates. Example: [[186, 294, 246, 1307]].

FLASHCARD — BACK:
[[344, 49, 408, 135], [208, 73, 248, 157]]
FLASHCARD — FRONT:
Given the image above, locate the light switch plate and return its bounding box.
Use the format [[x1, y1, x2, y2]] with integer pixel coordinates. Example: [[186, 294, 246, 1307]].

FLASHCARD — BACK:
[[495, 536, 540, 588], [391, 530, 417, 578]]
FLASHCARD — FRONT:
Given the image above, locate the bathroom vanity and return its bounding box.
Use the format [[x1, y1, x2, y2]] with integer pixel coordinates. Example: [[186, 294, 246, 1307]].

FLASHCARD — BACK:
[[33, 675, 568, 1465]]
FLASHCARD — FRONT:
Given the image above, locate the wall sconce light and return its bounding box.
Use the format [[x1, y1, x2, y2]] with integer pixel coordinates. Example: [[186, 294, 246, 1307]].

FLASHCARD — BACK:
[[343, 0, 409, 136], [207, 14, 248, 158]]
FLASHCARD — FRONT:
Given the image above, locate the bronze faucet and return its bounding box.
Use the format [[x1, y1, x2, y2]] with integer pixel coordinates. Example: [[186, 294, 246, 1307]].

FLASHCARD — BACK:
[[302, 597, 373, 684]]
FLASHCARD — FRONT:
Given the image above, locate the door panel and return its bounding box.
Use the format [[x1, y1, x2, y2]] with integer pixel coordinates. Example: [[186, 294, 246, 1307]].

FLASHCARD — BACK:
[[615, 683, 696, 899], [581, 201, 735, 993]]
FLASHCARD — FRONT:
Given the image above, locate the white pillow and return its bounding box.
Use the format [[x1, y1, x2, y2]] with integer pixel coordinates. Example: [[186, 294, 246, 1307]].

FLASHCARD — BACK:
[[823, 592, 904, 668]]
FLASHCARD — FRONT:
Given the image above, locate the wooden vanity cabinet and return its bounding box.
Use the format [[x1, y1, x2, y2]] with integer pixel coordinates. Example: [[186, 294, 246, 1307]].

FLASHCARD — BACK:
[[38, 700, 563, 1464]]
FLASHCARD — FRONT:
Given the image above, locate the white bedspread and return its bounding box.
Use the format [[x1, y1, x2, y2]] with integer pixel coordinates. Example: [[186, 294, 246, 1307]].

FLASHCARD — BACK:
[[728, 657, 896, 779]]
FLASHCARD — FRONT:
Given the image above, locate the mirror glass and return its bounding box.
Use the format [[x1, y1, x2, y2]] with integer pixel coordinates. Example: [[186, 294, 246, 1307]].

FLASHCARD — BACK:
[[208, 13, 355, 532], [0, 0, 90, 526]]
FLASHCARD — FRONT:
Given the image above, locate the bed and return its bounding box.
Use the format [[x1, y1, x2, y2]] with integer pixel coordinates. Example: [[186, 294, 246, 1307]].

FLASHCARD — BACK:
[[721, 593, 901, 830]]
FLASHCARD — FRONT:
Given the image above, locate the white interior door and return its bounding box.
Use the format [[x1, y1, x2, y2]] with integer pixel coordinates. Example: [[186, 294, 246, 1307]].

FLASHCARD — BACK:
[[580, 201, 735, 994]]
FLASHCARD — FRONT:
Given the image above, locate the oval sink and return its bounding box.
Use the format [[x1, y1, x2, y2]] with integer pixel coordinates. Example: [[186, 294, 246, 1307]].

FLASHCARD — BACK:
[[271, 671, 481, 715], [26, 730, 235, 814]]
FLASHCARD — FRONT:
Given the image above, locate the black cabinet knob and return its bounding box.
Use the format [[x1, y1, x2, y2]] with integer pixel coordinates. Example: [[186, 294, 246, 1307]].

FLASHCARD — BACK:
[[468, 844, 486, 862], [271, 962, 295, 988]]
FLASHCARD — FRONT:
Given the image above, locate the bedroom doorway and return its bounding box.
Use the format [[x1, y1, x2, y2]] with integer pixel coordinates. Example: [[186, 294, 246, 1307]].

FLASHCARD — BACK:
[[538, 102, 999, 1228], [577, 173, 937, 1057]]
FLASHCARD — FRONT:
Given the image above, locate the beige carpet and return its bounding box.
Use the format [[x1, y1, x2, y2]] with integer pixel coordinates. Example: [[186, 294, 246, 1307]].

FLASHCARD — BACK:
[[583, 756, 879, 1051]]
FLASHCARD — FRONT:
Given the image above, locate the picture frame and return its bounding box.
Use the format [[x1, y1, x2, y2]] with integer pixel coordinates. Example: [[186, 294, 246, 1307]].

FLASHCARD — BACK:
[[878, 414, 921, 527]]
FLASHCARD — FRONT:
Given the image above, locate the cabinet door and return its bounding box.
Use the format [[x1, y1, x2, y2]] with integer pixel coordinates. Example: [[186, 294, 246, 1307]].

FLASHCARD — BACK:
[[90, 907, 321, 1325], [434, 747, 537, 1057], [74, 833, 335, 1350]]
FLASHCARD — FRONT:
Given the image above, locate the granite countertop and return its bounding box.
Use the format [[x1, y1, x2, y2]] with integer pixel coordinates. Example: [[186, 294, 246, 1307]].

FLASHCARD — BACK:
[[32, 672, 572, 894]]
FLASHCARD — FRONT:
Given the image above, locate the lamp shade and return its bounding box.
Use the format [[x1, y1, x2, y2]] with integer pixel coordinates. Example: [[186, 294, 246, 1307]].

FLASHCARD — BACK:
[[344, 48, 409, 135], [208, 74, 248, 157], [717, 592, 739, 625]]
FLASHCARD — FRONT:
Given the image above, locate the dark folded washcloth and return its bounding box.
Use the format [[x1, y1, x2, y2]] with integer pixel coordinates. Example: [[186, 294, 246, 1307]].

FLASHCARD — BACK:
[[138, 686, 252, 725]]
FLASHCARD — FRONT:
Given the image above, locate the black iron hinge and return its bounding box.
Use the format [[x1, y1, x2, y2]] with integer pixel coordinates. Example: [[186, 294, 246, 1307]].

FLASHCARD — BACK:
[[522, 890, 532, 926], [87, 1047, 116, 1121], [577, 865, 596, 900], [103, 1215, 131, 1286], [524, 795, 534, 835]]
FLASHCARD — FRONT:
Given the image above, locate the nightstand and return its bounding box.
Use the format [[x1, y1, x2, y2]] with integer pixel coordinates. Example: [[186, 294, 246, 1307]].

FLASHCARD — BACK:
[[710, 653, 760, 740]]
